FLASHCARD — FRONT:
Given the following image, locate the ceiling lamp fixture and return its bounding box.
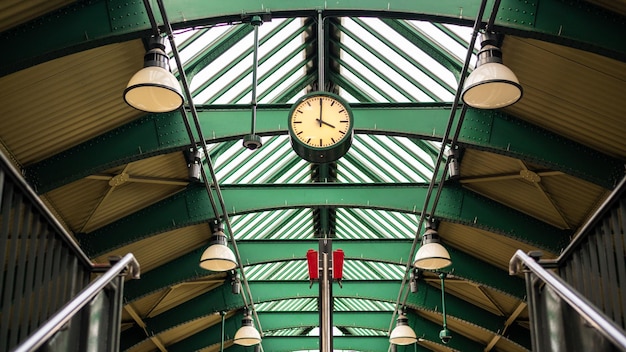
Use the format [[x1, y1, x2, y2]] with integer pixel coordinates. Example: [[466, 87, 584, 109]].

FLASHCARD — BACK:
[[199, 220, 237, 271], [234, 309, 262, 346], [124, 36, 184, 113], [439, 273, 452, 344], [461, 32, 522, 109], [389, 309, 417, 345], [413, 220, 452, 270]]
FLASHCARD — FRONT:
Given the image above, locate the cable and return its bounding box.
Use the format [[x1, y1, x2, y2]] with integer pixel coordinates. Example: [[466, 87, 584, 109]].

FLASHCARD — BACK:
[[387, 0, 492, 348], [142, 0, 265, 349]]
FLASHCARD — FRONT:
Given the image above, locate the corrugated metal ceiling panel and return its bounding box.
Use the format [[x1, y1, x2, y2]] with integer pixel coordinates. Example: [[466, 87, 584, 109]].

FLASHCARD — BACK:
[[0, 41, 146, 165], [95, 223, 210, 273], [503, 36, 626, 160]]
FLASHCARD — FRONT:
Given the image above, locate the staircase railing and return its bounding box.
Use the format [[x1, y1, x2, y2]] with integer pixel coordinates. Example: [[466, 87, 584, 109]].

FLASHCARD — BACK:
[[12, 253, 139, 352], [510, 250, 626, 351]]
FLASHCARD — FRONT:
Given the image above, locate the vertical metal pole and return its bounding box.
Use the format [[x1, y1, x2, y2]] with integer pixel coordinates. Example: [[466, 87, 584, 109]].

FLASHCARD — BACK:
[[220, 311, 225, 352], [250, 17, 261, 135], [524, 272, 540, 352], [317, 11, 325, 91], [319, 238, 333, 351], [440, 273, 447, 332]]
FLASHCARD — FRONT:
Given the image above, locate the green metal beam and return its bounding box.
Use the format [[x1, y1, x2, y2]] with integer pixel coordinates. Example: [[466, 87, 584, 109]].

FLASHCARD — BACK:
[[123, 239, 525, 304], [76, 182, 570, 257], [120, 280, 523, 349], [2, 0, 625, 76], [164, 311, 485, 352], [26, 104, 622, 192], [163, 311, 244, 352]]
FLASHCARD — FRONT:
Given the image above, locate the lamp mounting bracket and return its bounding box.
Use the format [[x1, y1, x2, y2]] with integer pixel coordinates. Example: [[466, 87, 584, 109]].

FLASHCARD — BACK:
[[241, 13, 272, 24]]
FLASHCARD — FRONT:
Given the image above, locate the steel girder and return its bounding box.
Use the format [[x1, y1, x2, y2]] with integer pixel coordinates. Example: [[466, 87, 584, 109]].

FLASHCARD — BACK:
[[2, 0, 625, 76], [26, 105, 622, 192], [123, 240, 526, 303], [120, 281, 530, 350], [164, 311, 485, 352], [76, 182, 570, 257]]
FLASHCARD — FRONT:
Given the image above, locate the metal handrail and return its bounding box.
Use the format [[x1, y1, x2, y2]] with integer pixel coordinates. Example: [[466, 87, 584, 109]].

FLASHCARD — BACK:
[[509, 250, 626, 350], [12, 253, 140, 352]]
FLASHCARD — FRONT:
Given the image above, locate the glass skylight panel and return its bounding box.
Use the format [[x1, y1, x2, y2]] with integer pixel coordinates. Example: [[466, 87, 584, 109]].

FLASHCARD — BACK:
[[343, 260, 379, 280], [266, 327, 308, 336], [344, 327, 387, 336], [211, 136, 308, 184], [178, 18, 308, 105], [232, 209, 313, 240], [343, 260, 405, 280], [342, 18, 440, 102], [339, 68, 387, 102], [337, 158, 375, 183], [338, 44, 415, 102], [335, 298, 394, 312], [408, 21, 470, 64], [358, 135, 422, 182], [172, 25, 232, 64], [336, 208, 418, 240], [339, 17, 458, 102], [338, 135, 441, 184], [256, 298, 317, 312], [274, 157, 311, 183], [245, 260, 308, 280], [360, 18, 459, 98]]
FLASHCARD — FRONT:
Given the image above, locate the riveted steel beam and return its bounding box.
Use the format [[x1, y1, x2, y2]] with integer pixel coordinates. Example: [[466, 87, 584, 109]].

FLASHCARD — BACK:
[[120, 280, 525, 349], [26, 104, 622, 193], [163, 311, 484, 352], [123, 239, 525, 302], [2, 0, 625, 76], [76, 182, 569, 257]]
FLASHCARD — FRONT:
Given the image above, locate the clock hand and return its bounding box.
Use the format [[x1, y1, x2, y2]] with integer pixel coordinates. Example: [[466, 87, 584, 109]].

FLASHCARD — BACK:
[[316, 119, 335, 128], [318, 98, 323, 127]]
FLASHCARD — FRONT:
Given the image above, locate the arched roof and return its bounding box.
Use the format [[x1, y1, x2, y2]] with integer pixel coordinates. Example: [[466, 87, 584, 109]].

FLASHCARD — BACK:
[[1, 1, 625, 351]]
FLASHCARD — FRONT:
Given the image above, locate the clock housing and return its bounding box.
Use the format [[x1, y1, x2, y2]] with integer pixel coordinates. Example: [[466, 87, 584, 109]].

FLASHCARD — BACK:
[[288, 92, 354, 163]]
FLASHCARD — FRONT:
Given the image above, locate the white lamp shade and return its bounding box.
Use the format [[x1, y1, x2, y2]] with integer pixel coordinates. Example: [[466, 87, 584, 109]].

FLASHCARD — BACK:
[[124, 66, 183, 113], [413, 242, 452, 270], [461, 62, 522, 109], [234, 324, 262, 346], [389, 318, 417, 345], [199, 243, 237, 271]]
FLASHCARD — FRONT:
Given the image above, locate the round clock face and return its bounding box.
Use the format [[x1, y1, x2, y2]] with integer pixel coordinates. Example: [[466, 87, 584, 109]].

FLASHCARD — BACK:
[[289, 95, 352, 148]]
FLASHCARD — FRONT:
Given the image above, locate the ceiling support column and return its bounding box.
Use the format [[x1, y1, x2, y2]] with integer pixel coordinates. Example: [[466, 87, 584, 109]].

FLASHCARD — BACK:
[[319, 238, 333, 351]]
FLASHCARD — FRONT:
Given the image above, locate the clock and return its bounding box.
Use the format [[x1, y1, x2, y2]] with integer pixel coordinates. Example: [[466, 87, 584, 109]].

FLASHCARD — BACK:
[[288, 92, 354, 163]]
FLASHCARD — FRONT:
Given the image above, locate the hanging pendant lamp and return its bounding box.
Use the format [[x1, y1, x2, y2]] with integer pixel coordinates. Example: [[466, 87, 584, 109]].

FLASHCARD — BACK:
[[124, 36, 184, 113], [199, 220, 237, 272], [389, 312, 417, 345], [461, 32, 522, 109], [414, 227, 452, 271], [234, 310, 262, 346]]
